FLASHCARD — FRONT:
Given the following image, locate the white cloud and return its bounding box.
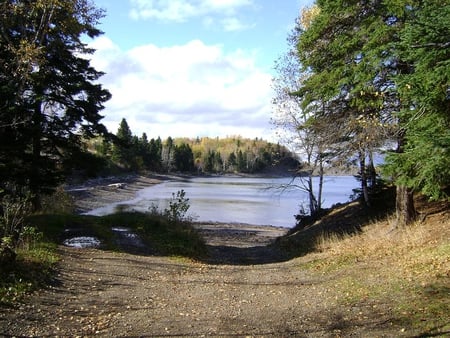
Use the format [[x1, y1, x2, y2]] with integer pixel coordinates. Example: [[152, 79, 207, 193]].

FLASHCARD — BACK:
[[129, 0, 255, 32], [221, 17, 255, 32], [89, 37, 275, 140]]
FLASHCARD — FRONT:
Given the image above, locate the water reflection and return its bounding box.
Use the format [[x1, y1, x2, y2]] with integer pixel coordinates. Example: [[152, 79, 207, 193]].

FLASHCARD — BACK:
[[85, 176, 358, 228]]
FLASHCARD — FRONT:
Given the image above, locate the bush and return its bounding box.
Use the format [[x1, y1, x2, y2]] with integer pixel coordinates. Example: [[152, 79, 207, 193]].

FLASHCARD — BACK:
[[40, 186, 75, 214], [163, 189, 193, 223], [0, 195, 32, 248]]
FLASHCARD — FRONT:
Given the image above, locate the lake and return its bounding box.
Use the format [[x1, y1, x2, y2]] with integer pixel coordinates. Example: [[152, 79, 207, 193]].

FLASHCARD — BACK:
[[86, 176, 359, 228]]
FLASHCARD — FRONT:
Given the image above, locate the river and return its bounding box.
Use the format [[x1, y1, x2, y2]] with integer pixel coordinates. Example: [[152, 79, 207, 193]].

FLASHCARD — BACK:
[[85, 176, 358, 228]]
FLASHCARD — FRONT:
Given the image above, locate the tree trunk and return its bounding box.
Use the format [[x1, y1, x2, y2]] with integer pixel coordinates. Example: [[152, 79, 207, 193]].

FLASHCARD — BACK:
[[30, 100, 43, 211], [358, 150, 370, 207], [367, 150, 377, 189], [306, 175, 318, 215], [395, 185, 416, 226], [317, 156, 324, 211]]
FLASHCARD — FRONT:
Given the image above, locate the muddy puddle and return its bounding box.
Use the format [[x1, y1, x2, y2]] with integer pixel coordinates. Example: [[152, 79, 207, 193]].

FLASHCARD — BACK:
[[63, 236, 101, 248], [63, 227, 148, 253]]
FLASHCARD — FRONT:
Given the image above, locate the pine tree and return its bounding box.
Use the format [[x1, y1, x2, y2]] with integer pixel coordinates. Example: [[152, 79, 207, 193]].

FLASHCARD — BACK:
[[295, 0, 400, 208], [112, 118, 134, 168], [384, 0, 450, 223], [0, 0, 111, 207]]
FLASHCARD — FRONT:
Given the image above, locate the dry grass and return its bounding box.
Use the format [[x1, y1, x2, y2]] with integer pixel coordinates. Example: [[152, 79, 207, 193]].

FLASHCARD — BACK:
[[315, 213, 449, 278], [305, 201, 450, 335]]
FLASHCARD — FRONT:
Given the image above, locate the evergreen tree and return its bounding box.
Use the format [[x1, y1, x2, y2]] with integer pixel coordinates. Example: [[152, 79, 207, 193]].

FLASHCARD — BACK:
[[112, 118, 134, 168], [227, 152, 237, 171], [0, 0, 111, 206], [385, 0, 450, 206], [174, 143, 194, 172], [139, 133, 153, 168], [148, 137, 162, 171], [203, 150, 215, 173], [295, 0, 400, 208], [161, 137, 174, 172], [236, 150, 246, 172], [290, 0, 449, 224]]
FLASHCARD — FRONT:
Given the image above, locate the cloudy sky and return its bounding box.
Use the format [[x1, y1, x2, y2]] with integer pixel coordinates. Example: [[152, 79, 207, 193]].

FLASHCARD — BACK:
[[88, 0, 313, 141]]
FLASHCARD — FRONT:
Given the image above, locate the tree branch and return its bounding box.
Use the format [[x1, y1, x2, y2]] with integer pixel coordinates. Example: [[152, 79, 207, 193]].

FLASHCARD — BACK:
[[411, 41, 450, 49]]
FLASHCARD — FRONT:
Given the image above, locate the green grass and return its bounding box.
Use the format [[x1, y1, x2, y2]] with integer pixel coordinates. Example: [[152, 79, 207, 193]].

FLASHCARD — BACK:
[[1, 211, 207, 306], [98, 211, 208, 257], [28, 211, 207, 258], [0, 243, 59, 306]]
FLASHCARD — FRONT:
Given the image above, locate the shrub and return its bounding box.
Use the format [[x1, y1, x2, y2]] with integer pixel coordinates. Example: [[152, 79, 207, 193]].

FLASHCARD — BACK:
[[40, 186, 75, 214], [0, 195, 32, 247], [163, 189, 192, 223]]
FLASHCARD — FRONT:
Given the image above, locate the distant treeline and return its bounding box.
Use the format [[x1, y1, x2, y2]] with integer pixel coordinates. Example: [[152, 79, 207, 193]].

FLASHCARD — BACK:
[[80, 118, 298, 176]]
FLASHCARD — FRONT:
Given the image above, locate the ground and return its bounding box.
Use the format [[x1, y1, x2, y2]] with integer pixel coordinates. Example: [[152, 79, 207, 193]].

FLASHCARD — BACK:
[[0, 175, 448, 337], [0, 231, 400, 337]]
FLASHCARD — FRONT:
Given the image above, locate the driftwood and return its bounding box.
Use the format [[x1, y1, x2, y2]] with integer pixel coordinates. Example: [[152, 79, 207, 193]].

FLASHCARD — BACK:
[[107, 183, 126, 189]]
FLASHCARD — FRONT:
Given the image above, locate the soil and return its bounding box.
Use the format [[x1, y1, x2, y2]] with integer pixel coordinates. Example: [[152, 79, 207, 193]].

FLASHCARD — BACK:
[[0, 175, 416, 337]]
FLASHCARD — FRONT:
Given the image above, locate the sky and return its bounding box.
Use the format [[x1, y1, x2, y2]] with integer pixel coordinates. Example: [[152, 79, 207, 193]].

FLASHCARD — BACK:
[[88, 0, 313, 141]]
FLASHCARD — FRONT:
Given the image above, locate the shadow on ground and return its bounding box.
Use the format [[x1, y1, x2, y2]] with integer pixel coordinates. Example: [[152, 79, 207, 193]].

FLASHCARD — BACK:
[[204, 243, 289, 265]]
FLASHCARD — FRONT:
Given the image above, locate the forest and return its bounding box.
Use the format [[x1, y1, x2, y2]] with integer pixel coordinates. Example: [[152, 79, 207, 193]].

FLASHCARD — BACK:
[[84, 117, 298, 176]]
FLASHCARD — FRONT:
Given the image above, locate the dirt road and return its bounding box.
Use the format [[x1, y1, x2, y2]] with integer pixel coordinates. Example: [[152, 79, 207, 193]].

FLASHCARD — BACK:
[[0, 222, 401, 337], [0, 175, 408, 337]]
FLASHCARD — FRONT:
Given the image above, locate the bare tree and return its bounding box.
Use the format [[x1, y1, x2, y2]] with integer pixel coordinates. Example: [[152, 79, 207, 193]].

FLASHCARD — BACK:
[[271, 7, 329, 217]]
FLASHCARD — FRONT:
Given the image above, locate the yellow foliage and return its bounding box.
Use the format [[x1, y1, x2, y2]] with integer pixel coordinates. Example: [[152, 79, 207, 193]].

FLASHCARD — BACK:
[[300, 5, 320, 30]]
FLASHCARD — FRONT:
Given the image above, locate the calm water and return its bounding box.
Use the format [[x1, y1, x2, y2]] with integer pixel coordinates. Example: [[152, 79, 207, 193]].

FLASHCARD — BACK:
[[85, 176, 359, 228]]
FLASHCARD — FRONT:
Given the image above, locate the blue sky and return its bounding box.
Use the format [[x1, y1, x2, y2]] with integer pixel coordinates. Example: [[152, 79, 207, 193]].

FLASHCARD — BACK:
[[88, 0, 313, 140]]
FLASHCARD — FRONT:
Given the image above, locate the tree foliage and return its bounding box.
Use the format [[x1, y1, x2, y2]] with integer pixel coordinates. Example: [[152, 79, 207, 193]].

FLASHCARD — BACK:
[[0, 0, 111, 207], [384, 0, 450, 201], [89, 120, 297, 175], [277, 0, 449, 224]]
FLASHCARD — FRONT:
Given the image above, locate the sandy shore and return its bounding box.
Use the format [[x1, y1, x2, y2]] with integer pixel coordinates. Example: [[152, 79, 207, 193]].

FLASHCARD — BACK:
[[66, 174, 166, 214]]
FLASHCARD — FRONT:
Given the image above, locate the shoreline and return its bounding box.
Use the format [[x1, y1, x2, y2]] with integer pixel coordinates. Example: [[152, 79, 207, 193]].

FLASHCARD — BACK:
[[66, 174, 166, 214], [67, 173, 290, 244]]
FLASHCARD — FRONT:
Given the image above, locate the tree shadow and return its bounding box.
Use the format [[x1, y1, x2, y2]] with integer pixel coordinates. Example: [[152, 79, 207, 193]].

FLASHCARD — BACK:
[[274, 187, 396, 259], [202, 243, 289, 265]]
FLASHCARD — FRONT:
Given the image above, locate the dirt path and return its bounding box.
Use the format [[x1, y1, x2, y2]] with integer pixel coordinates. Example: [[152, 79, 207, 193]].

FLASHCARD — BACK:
[[0, 175, 409, 337], [0, 223, 401, 338]]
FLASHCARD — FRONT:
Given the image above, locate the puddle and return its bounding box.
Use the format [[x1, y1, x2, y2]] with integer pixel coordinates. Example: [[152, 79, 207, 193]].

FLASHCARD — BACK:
[[112, 227, 146, 249], [63, 236, 101, 248]]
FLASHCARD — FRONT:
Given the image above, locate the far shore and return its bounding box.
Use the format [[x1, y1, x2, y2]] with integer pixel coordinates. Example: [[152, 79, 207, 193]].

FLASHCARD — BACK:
[[66, 173, 166, 214]]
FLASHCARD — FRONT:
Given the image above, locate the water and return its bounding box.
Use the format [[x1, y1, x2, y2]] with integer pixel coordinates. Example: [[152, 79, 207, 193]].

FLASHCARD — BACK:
[[85, 176, 358, 228], [63, 236, 101, 248]]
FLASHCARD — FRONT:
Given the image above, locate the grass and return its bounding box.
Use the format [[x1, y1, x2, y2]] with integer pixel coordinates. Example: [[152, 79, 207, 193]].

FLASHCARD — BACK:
[[1, 210, 207, 306], [27, 211, 207, 258], [99, 211, 208, 257], [0, 243, 59, 306], [293, 206, 450, 336]]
